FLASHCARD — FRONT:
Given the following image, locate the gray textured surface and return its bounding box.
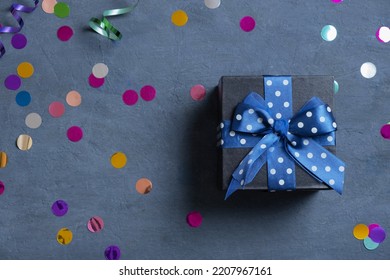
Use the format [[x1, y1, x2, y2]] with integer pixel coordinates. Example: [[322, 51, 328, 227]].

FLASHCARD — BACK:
[[0, 0, 389, 260]]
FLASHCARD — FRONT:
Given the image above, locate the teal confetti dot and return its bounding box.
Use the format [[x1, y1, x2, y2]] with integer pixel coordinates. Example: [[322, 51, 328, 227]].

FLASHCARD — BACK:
[[321, 25, 337, 41], [363, 237, 379, 250], [334, 80, 339, 94]]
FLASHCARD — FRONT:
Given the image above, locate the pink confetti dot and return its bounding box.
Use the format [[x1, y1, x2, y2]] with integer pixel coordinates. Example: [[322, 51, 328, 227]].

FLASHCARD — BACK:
[[67, 126, 83, 142], [186, 211, 202, 228], [122, 90, 139, 106], [380, 124, 390, 139], [48, 101, 65, 118], [190, 84, 206, 101], [88, 74, 105, 88], [240, 16, 256, 32], [57, 25, 74, 42], [140, 85, 156, 101]]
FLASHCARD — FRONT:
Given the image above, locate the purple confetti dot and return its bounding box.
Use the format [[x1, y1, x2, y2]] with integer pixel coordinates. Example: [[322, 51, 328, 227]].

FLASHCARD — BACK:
[[51, 200, 68, 217], [240, 16, 256, 32], [4, 74, 22, 91], [369, 226, 386, 243], [122, 90, 138, 106], [11, 34, 27, 49], [57, 26, 74, 42], [105, 245, 121, 260], [380, 124, 390, 139], [88, 74, 105, 88], [140, 85, 156, 101]]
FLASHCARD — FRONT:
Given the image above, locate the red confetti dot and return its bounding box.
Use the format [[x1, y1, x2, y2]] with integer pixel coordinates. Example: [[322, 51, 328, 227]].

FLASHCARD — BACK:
[[49, 101, 65, 118], [186, 211, 202, 228], [88, 74, 105, 88], [122, 90, 138, 106], [67, 126, 83, 142], [140, 85, 156, 101], [380, 124, 390, 139], [240, 16, 256, 32], [190, 84, 206, 101], [57, 25, 74, 42]]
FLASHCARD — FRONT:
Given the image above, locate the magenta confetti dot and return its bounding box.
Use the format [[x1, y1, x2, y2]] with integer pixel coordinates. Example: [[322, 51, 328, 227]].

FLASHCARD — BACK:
[[190, 84, 206, 101], [140, 85, 156, 101], [57, 25, 74, 42], [380, 124, 390, 139], [369, 226, 386, 243], [368, 224, 380, 232], [0, 181, 4, 195], [331, 0, 343, 3], [122, 90, 139, 106], [67, 126, 83, 142], [186, 211, 202, 228], [4, 74, 22, 91], [11, 33, 27, 49], [240, 16, 256, 32], [88, 74, 105, 88]]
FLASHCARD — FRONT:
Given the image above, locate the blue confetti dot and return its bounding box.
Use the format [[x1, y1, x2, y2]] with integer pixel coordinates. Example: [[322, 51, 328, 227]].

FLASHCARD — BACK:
[[16, 91, 31, 107]]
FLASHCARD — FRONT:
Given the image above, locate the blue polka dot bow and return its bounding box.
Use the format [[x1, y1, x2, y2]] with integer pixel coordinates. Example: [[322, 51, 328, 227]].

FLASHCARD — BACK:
[[221, 76, 345, 199]]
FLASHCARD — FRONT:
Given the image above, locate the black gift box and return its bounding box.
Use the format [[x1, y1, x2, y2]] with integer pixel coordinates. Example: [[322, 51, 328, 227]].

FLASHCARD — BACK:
[[218, 76, 336, 191]]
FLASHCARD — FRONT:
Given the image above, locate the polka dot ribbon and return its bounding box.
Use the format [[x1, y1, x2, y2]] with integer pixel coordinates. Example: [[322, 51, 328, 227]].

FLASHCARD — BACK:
[[221, 76, 345, 199], [0, 0, 39, 58]]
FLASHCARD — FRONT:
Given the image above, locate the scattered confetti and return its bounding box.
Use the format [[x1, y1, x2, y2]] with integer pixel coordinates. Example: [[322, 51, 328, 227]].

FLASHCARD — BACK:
[[15, 90, 32, 107], [354, 223, 386, 251], [190, 84, 206, 101], [363, 237, 379, 250], [0, 152, 7, 168], [51, 200, 68, 217], [369, 226, 386, 243], [4, 75, 22, 91], [140, 85, 156, 101], [353, 224, 369, 240], [57, 25, 74, 41], [187, 211, 202, 228], [0, 181, 4, 195], [360, 62, 376, 79], [380, 124, 390, 139], [66, 90, 82, 107], [87, 216, 104, 233], [376, 26, 390, 43], [67, 126, 83, 142], [17, 62, 34, 78], [204, 0, 221, 9], [111, 152, 127, 169], [57, 228, 73, 245], [171, 10, 188, 27], [240, 16, 256, 32], [105, 245, 121, 260], [42, 0, 57, 14], [25, 113, 42, 129], [333, 80, 339, 93], [88, 74, 105, 88], [16, 134, 33, 151], [11, 33, 27, 49], [48, 101, 65, 118], [54, 2, 70, 18], [135, 178, 153, 194], [321, 25, 337, 41], [122, 90, 139, 106], [92, 63, 109, 79]]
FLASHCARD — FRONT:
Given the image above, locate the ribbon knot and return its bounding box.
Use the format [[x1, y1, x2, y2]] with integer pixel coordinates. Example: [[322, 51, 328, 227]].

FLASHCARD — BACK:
[[273, 119, 289, 138]]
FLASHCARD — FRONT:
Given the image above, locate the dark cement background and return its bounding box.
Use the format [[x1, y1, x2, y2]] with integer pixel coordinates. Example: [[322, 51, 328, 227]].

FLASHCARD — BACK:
[[0, 0, 389, 259]]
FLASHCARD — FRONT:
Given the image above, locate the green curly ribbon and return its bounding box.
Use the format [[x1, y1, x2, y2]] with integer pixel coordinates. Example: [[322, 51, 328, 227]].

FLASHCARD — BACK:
[[88, 0, 139, 40]]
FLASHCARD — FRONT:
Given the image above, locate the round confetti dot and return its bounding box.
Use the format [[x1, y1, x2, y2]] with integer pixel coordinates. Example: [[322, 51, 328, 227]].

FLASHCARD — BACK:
[[66, 90, 82, 107], [4, 74, 21, 91], [87, 216, 104, 233], [140, 85, 156, 101], [135, 178, 153, 194], [48, 101, 65, 118], [122, 90, 138, 106], [105, 245, 121, 260], [363, 237, 380, 250], [54, 2, 70, 18], [190, 84, 206, 101], [380, 124, 390, 139], [15, 91, 31, 107], [187, 211, 202, 228], [334, 80, 339, 93], [376, 26, 390, 43], [67, 126, 83, 142], [0, 181, 4, 195], [56, 228, 73, 245], [17, 62, 34, 79], [11, 33, 27, 49], [171, 10, 188, 27], [321, 25, 337, 41], [353, 223, 369, 240], [42, 0, 57, 14], [88, 74, 105, 88], [16, 134, 33, 151], [240, 16, 256, 32], [204, 0, 221, 9], [0, 152, 8, 168], [57, 25, 73, 41], [51, 200, 68, 217], [111, 152, 127, 169], [368, 224, 380, 231], [92, 63, 109, 79], [369, 226, 386, 243], [360, 62, 376, 79], [331, 0, 343, 3], [25, 113, 42, 129]]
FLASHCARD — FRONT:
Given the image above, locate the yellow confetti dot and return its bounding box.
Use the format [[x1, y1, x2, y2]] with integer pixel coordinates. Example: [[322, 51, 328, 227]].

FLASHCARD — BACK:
[[353, 224, 369, 240], [56, 228, 73, 245], [0, 152, 7, 168], [171, 10, 188, 27], [17, 62, 34, 78], [111, 152, 127, 169]]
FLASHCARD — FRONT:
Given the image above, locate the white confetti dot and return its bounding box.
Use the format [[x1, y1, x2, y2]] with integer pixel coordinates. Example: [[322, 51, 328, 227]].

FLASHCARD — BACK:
[[294, 152, 300, 157], [329, 179, 335, 186], [25, 113, 42, 129], [321, 153, 327, 159], [260, 144, 267, 149], [284, 101, 290, 108], [339, 166, 345, 172], [241, 179, 245, 186], [270, 169, 276, 175], [298, 122, 304, 128], [360, 62, 377, 79], [92, 63, 109, 78], [327, 136, 333, 142], [230, 131, 235, 137], [240, 139, 246, 145], [311, 166, 318, 172], [248, 159, 253, 165], [248, 108, 255, 114], [283, 79, 289, 85], [204, 0, 221, 9], [278, 157, 284, 163], [275, 90, 281, 97], [306, 111, 313, 117], [279, 179, 285, 186], [286, 168, 293, 174], [303, 139, 309, 145], [321, 25, 337, 41], [236, 114, 242, 121], [276, 113, 282, 119], [266, 80, 272, 86], [327, 107, 332, 113], [257, 118, 263, 123], [246, 124, 253, 131], [268, 118, 274, 125], [311, 127, 318, 133], [307, 153, 313, 159], [377, 26, 390, 43], [325, 166, 331, 172], [220, 122, 224, 129], [239, 169, 244, 175], [320, 116, 326, 122], [332, 122, 337, 128], [268, 102, 273, 108]]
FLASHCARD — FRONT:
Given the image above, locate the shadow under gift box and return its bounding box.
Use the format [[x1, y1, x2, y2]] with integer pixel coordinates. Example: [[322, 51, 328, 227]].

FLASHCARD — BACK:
[[218, 76, 336, 191]]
